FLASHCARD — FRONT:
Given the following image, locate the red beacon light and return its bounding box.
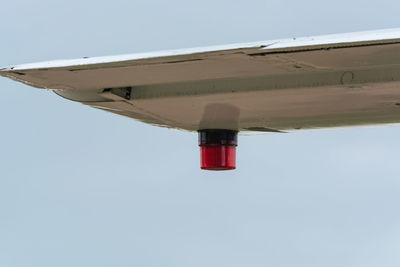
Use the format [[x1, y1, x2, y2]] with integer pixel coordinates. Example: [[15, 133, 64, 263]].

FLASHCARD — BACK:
[[198, 129, 238, 171]]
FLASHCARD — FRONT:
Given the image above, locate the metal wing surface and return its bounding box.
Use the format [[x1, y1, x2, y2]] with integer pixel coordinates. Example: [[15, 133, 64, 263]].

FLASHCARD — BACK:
[[3, 28, 400, 132]]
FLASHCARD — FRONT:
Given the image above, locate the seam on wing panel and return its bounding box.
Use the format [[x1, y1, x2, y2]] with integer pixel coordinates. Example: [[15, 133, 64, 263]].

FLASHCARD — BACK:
[[250, 39, 400, 55]]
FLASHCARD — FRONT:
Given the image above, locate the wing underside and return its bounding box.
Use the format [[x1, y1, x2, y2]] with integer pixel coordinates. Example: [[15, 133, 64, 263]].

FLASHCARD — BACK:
[[2, 28, 400, 132]]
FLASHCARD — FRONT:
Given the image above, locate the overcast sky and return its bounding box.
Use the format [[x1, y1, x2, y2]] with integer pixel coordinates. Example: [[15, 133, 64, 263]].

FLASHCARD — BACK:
[[1, 1, 400, 266]]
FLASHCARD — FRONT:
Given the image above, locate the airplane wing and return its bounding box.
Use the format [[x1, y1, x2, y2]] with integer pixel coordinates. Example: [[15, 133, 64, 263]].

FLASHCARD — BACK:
[[2, 28, 400, 169], [2, 28, 400, 132]]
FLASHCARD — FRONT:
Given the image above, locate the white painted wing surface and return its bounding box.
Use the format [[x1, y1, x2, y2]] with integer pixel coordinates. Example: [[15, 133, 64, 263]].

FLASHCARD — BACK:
[[2, 28, 400, 132]]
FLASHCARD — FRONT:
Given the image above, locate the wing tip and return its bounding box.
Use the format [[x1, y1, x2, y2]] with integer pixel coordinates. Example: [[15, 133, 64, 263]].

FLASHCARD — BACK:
[[0, 68, 9, 77], [0, 66, 14, 71], [0, 67, 26, 80]]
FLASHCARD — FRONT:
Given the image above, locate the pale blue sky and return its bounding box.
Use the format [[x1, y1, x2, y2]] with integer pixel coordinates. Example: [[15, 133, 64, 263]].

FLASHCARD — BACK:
[[1, 1, 400, 266]]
